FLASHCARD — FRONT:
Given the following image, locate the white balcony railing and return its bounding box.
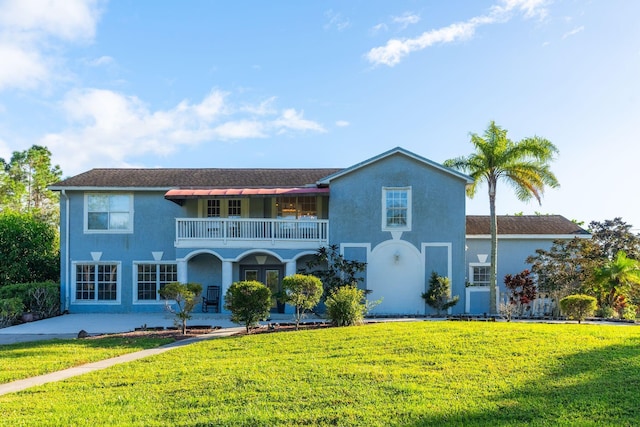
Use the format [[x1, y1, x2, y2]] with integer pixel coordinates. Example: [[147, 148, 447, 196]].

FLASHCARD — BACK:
[[175, 218, 329, 245]]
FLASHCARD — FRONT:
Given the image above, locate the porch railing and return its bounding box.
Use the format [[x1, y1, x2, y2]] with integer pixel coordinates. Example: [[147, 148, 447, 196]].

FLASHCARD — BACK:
[[175, 218, 329, 244]]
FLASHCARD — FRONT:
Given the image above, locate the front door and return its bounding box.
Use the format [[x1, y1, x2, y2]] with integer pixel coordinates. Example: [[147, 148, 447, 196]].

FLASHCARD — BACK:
[[240, 265, 285, 313]]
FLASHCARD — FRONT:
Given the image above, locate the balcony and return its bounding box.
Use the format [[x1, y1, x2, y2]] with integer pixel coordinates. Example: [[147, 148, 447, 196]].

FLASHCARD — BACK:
[[175, 217, 329, 249]]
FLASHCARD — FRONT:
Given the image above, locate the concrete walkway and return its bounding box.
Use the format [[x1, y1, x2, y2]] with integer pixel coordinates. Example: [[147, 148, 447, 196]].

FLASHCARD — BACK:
[[0, 312, 297, 344], [0, 326, 244, 396]]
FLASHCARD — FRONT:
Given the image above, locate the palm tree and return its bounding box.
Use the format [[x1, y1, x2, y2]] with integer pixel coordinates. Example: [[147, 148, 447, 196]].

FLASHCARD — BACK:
[[444, 121, 559, 314], [593, 250, 640, 309]]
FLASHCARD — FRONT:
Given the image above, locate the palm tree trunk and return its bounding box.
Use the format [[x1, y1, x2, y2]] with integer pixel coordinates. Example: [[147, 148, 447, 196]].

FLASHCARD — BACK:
[[489, 181, 498, 314]]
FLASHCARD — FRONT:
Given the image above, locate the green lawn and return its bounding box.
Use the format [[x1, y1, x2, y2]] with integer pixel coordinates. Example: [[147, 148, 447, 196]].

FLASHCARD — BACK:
[[0, 336, 173, 384], [1, 322, 639, 426]]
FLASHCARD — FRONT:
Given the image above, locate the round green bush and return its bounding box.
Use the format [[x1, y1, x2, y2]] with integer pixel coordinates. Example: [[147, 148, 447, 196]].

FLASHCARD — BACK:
[[559, 294, 597, 324], [325, 285, 367, 326]]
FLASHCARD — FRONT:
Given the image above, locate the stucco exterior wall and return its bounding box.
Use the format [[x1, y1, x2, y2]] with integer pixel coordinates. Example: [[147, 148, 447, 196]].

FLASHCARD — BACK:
[[61, 191, 182, 313], [327, 153, 468, 315]]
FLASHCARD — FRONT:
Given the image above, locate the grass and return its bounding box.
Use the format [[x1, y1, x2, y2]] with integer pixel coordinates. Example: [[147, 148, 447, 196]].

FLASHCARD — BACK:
[[1, 321, 640, 426], [0, 335, 174, 384]]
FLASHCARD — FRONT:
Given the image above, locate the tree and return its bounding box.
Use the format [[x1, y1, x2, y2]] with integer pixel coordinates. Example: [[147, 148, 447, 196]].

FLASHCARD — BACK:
[[503, 269, 537, 316], [559, 294, 597, 324], [0, 145, 62, 225], [159, 282, 203, 334], [0, 211, 59, 287], [593, 251, 640, 310], [303, 244, 366, 293], [422, 271, 459, 316], [444, 121, 559, 314], [588, 218, 640, 261], [281, 274, 323, 330], [224, 280, 272, 333], [526, 238, 594, 317]]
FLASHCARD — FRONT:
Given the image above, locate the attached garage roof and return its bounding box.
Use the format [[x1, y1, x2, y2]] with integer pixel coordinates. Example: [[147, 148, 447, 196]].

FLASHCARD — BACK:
[[466, 215, 590, 236]]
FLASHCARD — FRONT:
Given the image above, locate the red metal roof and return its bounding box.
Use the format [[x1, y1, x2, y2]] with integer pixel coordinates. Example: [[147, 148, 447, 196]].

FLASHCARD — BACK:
[[165, 187, 329, 199]]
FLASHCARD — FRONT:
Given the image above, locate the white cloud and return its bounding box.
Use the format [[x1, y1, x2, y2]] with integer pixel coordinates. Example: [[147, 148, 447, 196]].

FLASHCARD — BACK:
[[85, 55, 114, 67], [366, 0, 550, 66], [0, 0, 102, 90], [335, 120, 350, 127], [40, 88, 325, 174], [371, 23, 388, 34], [562, 26, 584, 39], [392, 12, 421, 30], [272, 109, 326, 133], [324, 9, 350, 31]]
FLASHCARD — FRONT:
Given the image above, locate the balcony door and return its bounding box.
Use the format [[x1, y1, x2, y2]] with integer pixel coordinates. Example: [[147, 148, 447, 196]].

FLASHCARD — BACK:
[[240, 265, 284, 313]]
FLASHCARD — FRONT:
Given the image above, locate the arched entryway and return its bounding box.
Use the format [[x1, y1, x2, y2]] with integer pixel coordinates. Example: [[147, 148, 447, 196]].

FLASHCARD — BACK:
[[238, 252, 285, 313]]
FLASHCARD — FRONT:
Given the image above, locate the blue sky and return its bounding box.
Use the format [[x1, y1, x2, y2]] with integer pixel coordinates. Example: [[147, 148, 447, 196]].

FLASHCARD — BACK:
[[1, 0, 639, 229]]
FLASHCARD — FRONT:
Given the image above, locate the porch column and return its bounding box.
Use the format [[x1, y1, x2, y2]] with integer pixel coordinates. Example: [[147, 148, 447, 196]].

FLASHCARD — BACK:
[[221, 260, 233, 314], [285, 260, 296, 277], [177, 259, 188, 283]]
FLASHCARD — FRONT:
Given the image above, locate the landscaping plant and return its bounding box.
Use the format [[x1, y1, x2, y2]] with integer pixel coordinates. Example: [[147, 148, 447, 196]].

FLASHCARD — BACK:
[[422, 271, 459, 316], [281, 274, 323, 330], [559, 294, 597, 323], [445, 121, 560, 314], [303, 244, 366, 293], [0, 297, 23, 327], [325, 285, 368, 326], [224, 280, 271, 333], [503, 269, 537, 317], [159, 282, 203, 334]]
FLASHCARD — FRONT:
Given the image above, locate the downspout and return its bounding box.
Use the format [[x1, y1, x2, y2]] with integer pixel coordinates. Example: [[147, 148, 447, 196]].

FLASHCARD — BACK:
[[61, 190, 70, 312]]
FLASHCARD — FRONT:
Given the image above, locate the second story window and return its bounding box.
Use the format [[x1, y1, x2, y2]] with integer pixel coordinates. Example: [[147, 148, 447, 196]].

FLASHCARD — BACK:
[[207, 199, 221, 217], [204, 199, 243, 218], [276, 196, 318, 219], [85, 193, 133, 233], [228, 199, 242, 217], [382, 187, 411, 231]]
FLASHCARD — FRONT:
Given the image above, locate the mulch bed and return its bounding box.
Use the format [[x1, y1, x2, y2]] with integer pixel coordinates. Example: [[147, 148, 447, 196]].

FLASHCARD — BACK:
[[86, 326, 222, 341], [86, 322, 333, 341], [236, 321, 332, 335]]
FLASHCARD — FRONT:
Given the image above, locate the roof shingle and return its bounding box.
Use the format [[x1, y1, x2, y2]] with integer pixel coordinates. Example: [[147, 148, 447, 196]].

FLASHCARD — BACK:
[[466, 215, 589, 236], [51, 168, 343, 189]]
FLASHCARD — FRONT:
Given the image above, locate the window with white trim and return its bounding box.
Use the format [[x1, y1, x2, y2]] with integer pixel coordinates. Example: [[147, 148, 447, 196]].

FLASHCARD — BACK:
[[85, 194, 133, 233], [382, 187, 411, 231], [135, 263, 178, 302], [203, 199, 244, 218], [74, 262, 119, 302], [470, 265, 490, 286]]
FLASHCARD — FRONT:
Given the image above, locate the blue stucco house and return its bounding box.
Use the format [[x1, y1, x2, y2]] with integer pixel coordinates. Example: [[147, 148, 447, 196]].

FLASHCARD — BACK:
[[50, 147, 588, 316]]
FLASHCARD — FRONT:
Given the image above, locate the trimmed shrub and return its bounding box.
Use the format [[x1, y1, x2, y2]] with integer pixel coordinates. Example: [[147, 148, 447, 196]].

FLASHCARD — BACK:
[[224, 281, 272, 333], [595, 305, 615, 319], [0, 281, 60, 319], [325, 285, 367, 327], [281, 274, 323, 330], [422, 271, 459, 316], [559, 294, 597, 324], [0, 297, 24, 327]]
